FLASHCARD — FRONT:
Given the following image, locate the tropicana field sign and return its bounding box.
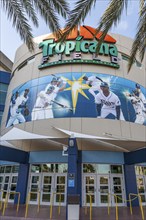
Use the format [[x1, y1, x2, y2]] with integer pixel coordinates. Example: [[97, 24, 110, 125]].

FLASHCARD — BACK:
[[38, 26, 119, 69]]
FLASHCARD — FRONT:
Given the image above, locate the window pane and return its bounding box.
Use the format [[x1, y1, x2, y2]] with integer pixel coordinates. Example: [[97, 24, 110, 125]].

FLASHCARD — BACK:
[[31, 165, 41, 173], [83, 164, 96, 173], [42, 164, 54, 173], [0, 83, 8, 92], [98, 165, 110, 174], [12, 165, 19, 173], [0, 92, 7, 104], [55, 164, 68, 173], [111, 165, 122, 174], [5, 166, 12, 173]]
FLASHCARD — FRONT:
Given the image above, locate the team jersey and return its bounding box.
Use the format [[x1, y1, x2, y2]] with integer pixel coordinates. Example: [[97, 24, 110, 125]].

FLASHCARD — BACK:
[[95, 91, 121, 118], [34, 91, 55, 108]]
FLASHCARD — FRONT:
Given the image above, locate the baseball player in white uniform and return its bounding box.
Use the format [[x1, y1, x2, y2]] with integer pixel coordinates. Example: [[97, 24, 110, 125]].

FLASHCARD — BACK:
[[6, 89, 29, 127], [31, 86, 56, 120], [31, 77, 67, 120], [125, 86, 146, 124], [95, 82, 121, 120], [83, 75, 103, 98]]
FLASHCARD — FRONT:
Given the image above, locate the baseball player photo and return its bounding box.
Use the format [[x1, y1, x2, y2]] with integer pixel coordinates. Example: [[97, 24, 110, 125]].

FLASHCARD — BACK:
[[125, 84, 146, 124], [6, 89, 30, 127], [83, 75, 103, 98], [31, 86, 56, 120], [95, 82, 121, 120], [31, 76, 67, 120]]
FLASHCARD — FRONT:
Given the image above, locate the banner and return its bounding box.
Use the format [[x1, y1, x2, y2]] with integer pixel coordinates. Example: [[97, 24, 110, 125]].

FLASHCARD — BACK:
[[6, 72, 146, 127]]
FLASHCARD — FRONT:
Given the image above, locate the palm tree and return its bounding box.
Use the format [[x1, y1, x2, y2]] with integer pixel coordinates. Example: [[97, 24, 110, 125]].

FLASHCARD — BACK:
[[1, 0, 69, 51], [63, 0, 146, 71]]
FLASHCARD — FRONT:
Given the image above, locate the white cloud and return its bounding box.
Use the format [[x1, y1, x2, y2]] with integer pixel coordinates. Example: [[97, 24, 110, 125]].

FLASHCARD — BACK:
[[116, 20, 129, 31]]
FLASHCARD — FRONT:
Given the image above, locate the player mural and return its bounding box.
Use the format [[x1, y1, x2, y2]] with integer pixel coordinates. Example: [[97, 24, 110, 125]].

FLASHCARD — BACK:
[[6, 72, 146, 127]]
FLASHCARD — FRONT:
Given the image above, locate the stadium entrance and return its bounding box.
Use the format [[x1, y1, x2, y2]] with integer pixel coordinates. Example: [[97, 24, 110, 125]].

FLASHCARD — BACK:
[[135, 166, 146, 205], [28, 164, 67, 206], [82, 164, 126, 206]]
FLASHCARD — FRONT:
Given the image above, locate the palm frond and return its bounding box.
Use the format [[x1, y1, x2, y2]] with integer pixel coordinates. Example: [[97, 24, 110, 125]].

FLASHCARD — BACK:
[[94, 0, 128, 54], [33, 0, 62, 39], [48, 0, 70, 19], [128, 4, 146, 71], [62, 0, 96, 41], [140, 0, 145, 15], [1, 0, 34, 51], [19, 0, 39, 27]]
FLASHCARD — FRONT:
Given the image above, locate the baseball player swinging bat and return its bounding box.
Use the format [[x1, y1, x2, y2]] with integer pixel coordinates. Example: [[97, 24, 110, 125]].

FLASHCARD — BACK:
[[51, 100, 73, 112]]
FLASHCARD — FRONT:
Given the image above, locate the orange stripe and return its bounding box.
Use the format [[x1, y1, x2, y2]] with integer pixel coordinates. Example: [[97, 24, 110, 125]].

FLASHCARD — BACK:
[[42, 26, 116, 43]]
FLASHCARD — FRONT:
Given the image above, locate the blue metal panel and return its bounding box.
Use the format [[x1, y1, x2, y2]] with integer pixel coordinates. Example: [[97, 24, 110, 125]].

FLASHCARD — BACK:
[[29, 151, 68, 163], [0, 105, 4, 111], [15, 163, 30, 204], [0, 146, 29, 163], [0, 161, 18, 165], [124, 164, 139, 206], [124, 149, 146, 165], [0, 71, 11, 84], [82, 151, 124, 164]]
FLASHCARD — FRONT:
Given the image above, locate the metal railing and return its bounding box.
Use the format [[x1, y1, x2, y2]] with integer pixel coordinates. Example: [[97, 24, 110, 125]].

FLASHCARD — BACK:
[[129, 193, 145, 220], [2, 191, 20, 216], [25, 190, 40, 218], [85, 194, 93, 220], [50, 192, 62, 219], [0, 190, 4, 210], [108, 193, 119, 220]]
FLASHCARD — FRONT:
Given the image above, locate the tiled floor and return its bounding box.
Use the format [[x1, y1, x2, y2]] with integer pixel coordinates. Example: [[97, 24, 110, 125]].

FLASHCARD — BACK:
[[0, 204, 146, 220]]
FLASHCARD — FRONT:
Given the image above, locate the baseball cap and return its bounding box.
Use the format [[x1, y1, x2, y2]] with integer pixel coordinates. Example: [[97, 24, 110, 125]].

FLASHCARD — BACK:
[[47, 86, 55, 92], [83, 76, 88, 81], [51, 77, 58, 82], [135, 83, 140, 89], [100, 82, 109, 88]]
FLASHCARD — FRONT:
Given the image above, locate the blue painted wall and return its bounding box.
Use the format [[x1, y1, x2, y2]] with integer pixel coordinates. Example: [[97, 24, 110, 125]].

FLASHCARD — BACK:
[[0, 71, 11, 84], [124, 164, 139, 206], [15, 163, 30, 204], [0, 146, 29, 163], [29, 151, 68, 163], [82, 151, 124, 164], [124, 148, 146, 165]]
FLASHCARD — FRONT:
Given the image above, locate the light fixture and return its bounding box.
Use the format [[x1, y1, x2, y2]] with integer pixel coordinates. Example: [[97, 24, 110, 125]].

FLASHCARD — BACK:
[[69, 139, 74, 147]]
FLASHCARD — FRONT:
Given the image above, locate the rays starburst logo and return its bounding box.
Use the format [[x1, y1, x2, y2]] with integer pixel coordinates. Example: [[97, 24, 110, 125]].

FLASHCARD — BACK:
[[62, 75, 89, 113]]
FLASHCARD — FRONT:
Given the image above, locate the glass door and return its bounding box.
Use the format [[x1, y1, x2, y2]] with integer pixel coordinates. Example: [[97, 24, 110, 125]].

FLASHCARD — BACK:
[[8, 175, 18, 202], [41, 174, 54, 205], [29, 174, 40, 204], [97, 175, 110, 206], [137, 176, 146, 205], [54, 174, 67, 206], [111, 175, 125, 206], [83, 174, 96, 206]]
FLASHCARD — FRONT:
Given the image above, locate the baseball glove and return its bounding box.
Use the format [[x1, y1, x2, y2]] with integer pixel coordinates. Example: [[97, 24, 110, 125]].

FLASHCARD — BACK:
[[24, 108, 29, 116]]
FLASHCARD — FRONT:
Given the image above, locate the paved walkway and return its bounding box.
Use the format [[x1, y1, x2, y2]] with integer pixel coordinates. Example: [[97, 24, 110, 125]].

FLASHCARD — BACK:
[[0, 204, 145, 220]]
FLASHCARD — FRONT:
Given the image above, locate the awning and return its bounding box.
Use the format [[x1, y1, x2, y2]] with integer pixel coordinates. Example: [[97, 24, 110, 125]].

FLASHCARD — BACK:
[[0, 127, 55, 141]]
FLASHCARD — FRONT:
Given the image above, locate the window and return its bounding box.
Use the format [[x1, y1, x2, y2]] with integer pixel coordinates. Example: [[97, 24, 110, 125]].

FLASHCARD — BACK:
[[0, 111, 3, 124], [83, 164, 96, 173], [111, 165, 122, 174], [0, 91, 7, 104], [0, 83, 8, 92], [18, 56, 35, 71], [121, 53, 142, 68]]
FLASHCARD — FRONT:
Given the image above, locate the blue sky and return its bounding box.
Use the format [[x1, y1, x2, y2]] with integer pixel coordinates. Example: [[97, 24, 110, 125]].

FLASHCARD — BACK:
[[0, 0, 139, 62]]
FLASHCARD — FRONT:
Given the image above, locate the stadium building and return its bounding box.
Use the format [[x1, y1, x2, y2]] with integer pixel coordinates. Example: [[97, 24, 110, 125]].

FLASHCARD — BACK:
[[0, 26, 146, 212]]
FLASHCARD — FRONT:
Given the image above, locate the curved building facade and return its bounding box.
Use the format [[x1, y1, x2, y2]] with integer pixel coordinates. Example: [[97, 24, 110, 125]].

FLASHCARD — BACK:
[[1, 26, 146, 207]]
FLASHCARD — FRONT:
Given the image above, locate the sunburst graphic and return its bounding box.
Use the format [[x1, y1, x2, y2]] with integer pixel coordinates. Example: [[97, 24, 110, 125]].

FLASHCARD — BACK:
[[62, 75, 90, 113]]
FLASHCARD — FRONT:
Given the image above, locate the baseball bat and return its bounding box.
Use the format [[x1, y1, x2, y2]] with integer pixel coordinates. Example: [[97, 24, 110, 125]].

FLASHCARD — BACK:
[[51, 100, 73, 112], [96, 76, 103, 82]]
